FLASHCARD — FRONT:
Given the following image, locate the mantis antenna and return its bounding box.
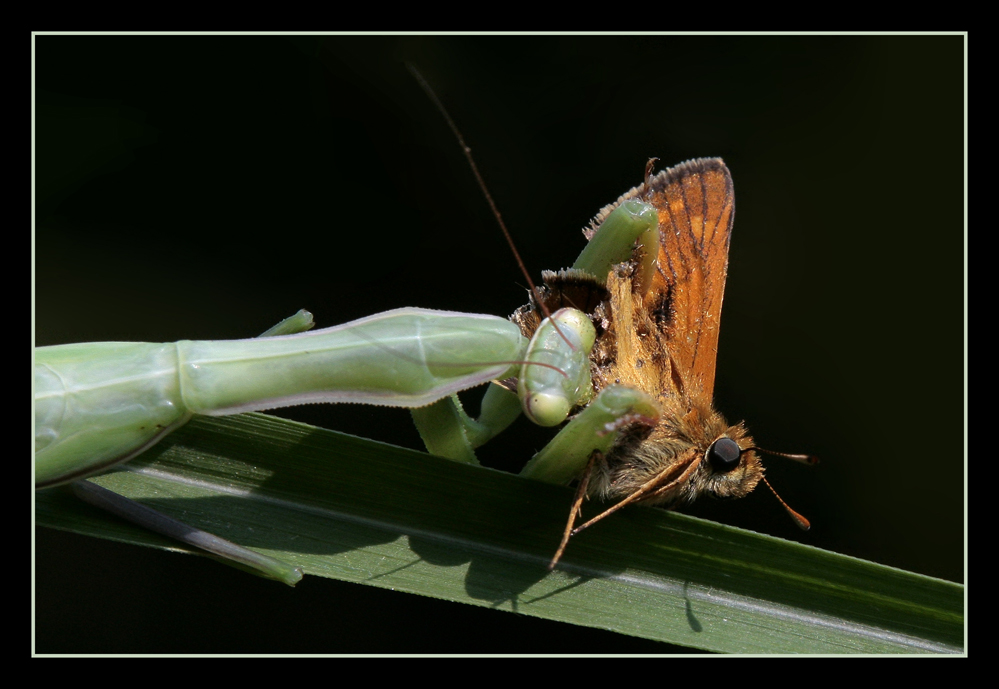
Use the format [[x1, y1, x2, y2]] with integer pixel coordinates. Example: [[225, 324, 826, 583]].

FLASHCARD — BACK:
[[408, 65, 574, 351]]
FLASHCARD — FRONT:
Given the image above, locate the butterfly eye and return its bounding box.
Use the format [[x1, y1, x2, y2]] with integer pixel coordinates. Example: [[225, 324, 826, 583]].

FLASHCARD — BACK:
[[708, 437, 742, 473]]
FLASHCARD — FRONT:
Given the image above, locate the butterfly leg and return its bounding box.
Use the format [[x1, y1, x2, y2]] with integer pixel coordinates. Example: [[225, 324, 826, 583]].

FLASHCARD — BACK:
[[548, 449, 601, 570]]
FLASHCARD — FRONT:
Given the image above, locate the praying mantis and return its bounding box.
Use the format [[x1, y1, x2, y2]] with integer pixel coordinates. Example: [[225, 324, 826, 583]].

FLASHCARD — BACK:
[[36, 58, 816, 590], [35, 159, 741, 575]]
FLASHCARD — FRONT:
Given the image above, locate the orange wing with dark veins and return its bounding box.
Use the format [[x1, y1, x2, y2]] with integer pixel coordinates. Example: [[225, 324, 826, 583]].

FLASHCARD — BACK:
[[641, 158, 735, 399]]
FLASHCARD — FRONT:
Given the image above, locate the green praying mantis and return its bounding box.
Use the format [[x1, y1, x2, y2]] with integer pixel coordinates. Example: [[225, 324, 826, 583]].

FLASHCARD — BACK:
[[33, 180, 676, 581], [34, 154, 813, 585], [34, 74, 814, 587]]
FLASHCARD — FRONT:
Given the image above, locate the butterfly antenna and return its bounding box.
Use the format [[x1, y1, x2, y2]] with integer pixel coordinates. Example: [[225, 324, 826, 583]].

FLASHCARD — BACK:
[[408, 65, 573, 349], [752, 447, 819, 466], [761, 478, 811, 531], [751, 446, 818, 531]]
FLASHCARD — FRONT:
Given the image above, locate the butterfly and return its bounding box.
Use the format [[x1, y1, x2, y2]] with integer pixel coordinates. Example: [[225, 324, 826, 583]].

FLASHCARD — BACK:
[[510, 158, 813, 568]]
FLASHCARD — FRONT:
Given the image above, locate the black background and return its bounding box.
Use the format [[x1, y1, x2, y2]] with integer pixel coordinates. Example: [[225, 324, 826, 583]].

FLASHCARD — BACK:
[[34, 35, 965, 654]]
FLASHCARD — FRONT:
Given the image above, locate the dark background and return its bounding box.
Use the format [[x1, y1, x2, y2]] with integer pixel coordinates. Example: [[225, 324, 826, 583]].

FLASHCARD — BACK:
[[34, 35, 965, 653]]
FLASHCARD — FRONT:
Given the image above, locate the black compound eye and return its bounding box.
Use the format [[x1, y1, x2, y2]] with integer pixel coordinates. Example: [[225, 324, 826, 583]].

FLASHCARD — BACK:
[[708, 437, 741, 473]]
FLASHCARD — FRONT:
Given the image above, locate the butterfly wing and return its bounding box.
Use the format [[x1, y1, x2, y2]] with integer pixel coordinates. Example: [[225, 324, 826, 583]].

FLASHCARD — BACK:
[[641, 158, 735, 399]]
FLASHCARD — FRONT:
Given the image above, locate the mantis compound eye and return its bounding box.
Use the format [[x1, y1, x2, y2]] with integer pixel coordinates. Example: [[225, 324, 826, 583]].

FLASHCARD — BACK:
[[708, 437, 742, 473]]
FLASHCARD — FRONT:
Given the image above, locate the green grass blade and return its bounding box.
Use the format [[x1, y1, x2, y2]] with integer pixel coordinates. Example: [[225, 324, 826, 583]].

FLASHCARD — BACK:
[[35, 413, 964, 654]]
